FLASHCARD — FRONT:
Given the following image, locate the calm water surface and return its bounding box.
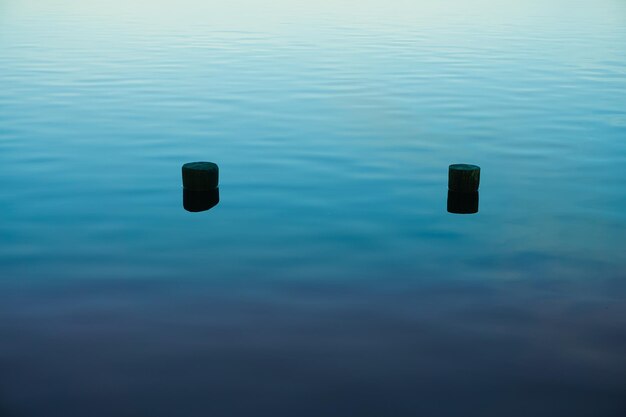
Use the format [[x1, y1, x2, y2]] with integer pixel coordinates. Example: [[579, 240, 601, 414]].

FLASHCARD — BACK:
[[1, 1, 626, 416]]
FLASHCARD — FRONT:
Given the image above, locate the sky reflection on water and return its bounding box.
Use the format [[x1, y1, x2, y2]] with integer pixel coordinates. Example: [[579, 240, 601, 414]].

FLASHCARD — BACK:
[[1, 0, 626, 416]]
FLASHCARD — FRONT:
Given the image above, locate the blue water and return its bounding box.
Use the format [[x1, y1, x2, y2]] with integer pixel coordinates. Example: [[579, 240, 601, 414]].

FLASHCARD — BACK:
[[1, 1, 626, 416]]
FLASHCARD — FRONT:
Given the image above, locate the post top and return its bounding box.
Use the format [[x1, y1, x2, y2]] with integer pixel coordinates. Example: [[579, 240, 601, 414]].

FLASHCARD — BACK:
[[449, 163, 480, 171], [183, 161, 218, 172]]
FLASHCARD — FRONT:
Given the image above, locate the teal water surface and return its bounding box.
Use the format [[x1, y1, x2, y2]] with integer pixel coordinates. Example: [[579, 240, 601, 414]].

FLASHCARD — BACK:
[[1, 1, 626, 416]]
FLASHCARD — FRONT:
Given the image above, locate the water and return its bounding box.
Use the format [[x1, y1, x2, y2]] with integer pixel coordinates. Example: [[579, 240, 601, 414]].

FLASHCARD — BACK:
[[1, 0, 626, 415]]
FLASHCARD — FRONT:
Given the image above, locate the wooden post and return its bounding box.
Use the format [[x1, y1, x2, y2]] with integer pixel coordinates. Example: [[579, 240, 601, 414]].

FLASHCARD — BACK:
[[182, 162, 219, 191], [448, 164, 480, 193]]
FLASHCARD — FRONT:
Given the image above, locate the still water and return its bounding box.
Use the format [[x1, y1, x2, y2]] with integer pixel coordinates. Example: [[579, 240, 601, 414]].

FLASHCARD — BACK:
[[1, 0, 626, 416]]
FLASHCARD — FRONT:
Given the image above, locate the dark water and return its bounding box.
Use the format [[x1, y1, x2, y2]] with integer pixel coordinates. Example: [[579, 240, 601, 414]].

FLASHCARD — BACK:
[[1, 1, 626, 416]]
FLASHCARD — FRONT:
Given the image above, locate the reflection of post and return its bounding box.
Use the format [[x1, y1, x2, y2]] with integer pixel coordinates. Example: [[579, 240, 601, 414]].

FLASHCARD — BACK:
[[184, 188, 219, 212], [182, 161, 220, 213], [447, 190, 478, 214]]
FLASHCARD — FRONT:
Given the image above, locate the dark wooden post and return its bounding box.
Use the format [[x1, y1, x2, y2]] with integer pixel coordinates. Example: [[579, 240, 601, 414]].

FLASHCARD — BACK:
[[182, 162, 220, 212], [448, 164, 480, 193], [182, 162, 219, 191]]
